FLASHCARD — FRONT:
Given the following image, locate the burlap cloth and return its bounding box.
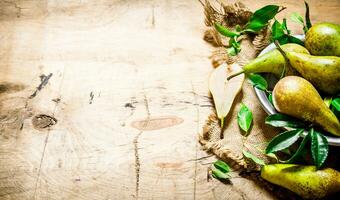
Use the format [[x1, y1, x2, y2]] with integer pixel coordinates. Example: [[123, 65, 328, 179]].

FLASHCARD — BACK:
[[199, 0, 279, 170], [197, 2, 305, 199]]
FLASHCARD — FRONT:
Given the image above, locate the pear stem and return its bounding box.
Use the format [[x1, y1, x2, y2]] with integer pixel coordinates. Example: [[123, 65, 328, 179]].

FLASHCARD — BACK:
[[274, 40, 289, 62], [227, 70, 245, 80], [274, 40, 290, 78]]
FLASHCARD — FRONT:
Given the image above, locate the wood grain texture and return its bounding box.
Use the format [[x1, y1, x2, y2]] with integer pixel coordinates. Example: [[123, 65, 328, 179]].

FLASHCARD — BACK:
[[0, 0, 339, 199]]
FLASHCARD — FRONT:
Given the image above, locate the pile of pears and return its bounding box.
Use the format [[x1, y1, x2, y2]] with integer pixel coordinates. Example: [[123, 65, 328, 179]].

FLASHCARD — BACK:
[[231, 22, 340, 199], [229, 22, 340, 137]]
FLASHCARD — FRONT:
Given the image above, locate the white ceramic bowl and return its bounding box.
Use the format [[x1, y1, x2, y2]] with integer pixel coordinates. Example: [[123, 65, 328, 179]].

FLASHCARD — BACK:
[[254, 35, 340, 146]]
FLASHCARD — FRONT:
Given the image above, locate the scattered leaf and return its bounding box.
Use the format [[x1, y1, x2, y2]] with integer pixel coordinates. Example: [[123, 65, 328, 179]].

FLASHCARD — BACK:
[[266, 129, 304, 154], [287, 35, 304, 45], [304, 1, 312, 30], [271, 20, 285, 40], [243, 150, 265, 165], [247, 73, 268, 91], [310, 128, 329, 169], [276, 35, 290, 45], [214, 23, 240, 37], [209, 64, 245, 128], [237, 103, 253, 133], [290, 12, 307, 33], [331, 98, 340, 111], [246, 5, 280, 32], [213, 160, 231, 173], [265, 113, 306, 128], [282, 18, 291, 34], [211, 167, 230, 180], [290, 12, 304, 25], [271, 18, 304, 45], [227, 37, 241, 56]]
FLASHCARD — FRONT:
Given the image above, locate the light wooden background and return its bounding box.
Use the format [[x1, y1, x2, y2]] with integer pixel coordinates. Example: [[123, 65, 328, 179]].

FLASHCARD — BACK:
[[0, 0, 339, 199]]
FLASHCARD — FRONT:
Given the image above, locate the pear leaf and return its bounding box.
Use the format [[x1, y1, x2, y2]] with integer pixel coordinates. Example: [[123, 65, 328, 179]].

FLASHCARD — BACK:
[[237, 103, 253, 133], [266, 129, 304, 154], [290, 12, 308, 33], [265, 113, 306, 128], [282, 18, 291, 34], [247, 73, 268, 91], [290, 12, 304, 25], [280, 131, 310, 163], [287, 35, 304, 46], [211, 167, 230, 180], [310, 129, 329, 169], [213, 160, 231, 173], [304, 1, 312, 29], [242, 150, 265, 166], [271, 20, 285, 40], [331, 98, 340, 111], [246, 5, 280, 32], [268, 93, 273, 105], [209, 64, 245, 128], [214, 23, 240, 37]]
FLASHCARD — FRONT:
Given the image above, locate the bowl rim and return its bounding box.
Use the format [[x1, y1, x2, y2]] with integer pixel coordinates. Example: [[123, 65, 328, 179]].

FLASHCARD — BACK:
[[254, 34, 340, 146]]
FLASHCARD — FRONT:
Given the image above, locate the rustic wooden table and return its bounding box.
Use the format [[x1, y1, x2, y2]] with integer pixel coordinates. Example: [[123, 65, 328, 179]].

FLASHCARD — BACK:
[[0, 0, 339, 199]]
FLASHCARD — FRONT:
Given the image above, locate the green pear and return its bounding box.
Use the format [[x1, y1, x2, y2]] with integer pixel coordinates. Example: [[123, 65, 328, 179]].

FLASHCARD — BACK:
[[273, 76, 340, 136], [305, 23, 340, 56], [227, 43, 309, 80], [286, 52, 340, 95], [261, 164, 340, 199]]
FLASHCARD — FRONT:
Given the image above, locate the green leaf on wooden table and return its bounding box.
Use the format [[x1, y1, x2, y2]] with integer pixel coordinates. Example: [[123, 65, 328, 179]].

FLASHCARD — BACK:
[[272, 20, 285, 40], [290, 12, 304, 25], [324, 97, 332, 108], [209, 64, 245, 128], [213, 160, 231, 173], [246, 5, 280, 32], [305, 1, 312, 30], [310, 128, 329, 169], [237, 103, 253, 133], [243, 150, 265, 166], [214, 23, 240, 37], [265, 113, 306, 128], [247, 73, 268, 91], [211, 168, 230, 180], [331, 98, 340, 111], [266, 129, 304, 154], [280, 131, 310, 163]]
